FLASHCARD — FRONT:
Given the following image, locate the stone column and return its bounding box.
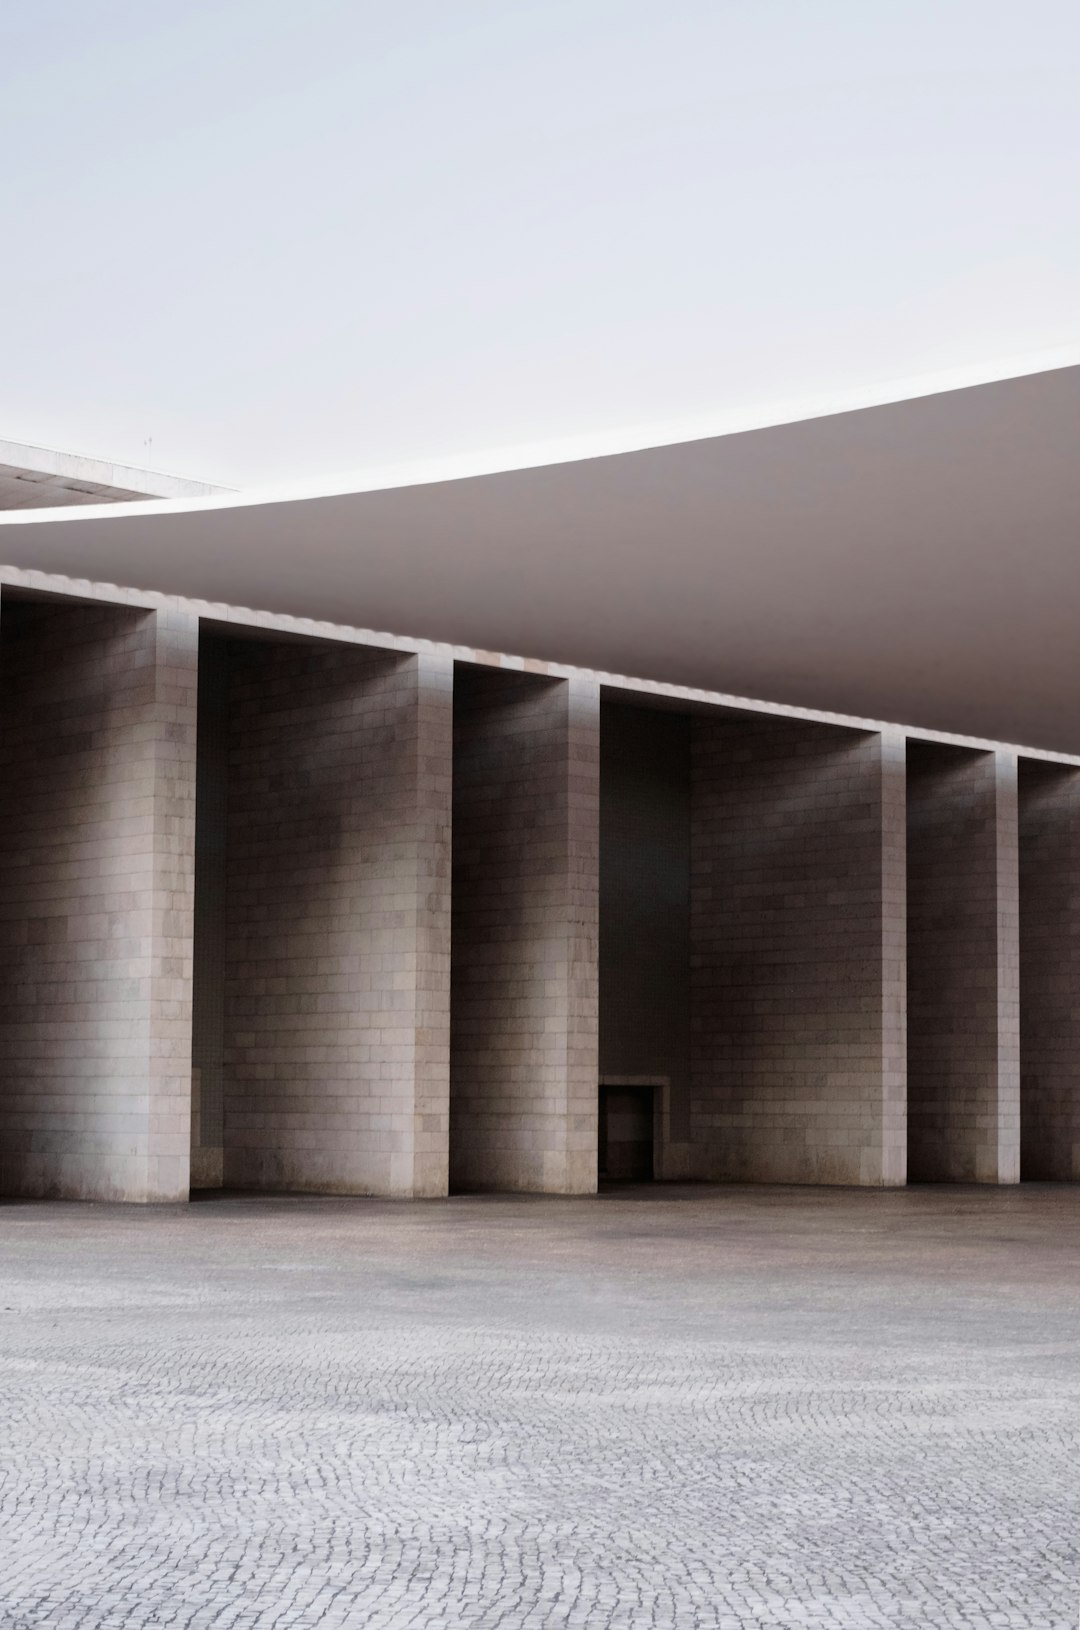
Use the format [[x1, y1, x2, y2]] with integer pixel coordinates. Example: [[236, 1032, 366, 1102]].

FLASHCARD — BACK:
[[1018, 758, 1080, 1180], [450, 667, 600, 1193], [221, 642, 452, 1198], [690, 718, 907, 1186], [906, 744, 1020, 1183], [190, 635, 228, 1189], [0, 599, 198, 1202]]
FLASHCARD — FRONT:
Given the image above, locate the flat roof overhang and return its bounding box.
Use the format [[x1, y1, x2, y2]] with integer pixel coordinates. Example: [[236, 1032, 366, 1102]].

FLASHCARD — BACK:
[[1, 359, 1079, 753], [0, 439, 229, 508]]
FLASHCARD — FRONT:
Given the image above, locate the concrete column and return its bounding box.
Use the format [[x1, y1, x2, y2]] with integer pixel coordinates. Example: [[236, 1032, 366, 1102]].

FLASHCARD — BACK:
[[221, 641, 452, 1197], [690, 718, 907, 1186], [1018, 758, 1080, 1180], [906, 744, 1020, 1183], [0, 599, 198, 1201], [450, 667, 600, 1193]]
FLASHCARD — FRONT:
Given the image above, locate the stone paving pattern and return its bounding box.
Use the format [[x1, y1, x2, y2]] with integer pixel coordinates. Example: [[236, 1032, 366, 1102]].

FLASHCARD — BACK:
[[1, 1185, 1078, 1629]]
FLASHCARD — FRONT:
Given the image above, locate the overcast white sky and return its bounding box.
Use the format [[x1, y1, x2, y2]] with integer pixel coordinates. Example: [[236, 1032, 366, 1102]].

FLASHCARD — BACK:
[[3, 1, 1078, 487]]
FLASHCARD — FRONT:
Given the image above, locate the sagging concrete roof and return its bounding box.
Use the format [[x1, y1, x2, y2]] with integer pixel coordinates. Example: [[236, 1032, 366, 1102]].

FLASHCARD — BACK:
[[1, 356, 1079, 752]]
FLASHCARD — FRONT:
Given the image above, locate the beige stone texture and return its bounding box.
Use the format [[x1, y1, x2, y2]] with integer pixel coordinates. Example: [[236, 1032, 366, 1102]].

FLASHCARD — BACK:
[[0, 597, 197, 1201], [189, 635, 228, 1188], [450, 667, 599, 1193], [218, 639, 452, 1198], [1018, 758, 1080, 1180], [690, 718, 907, 1186], [906, 744, 1020, 1183], [0, 559, 1070, 1203]]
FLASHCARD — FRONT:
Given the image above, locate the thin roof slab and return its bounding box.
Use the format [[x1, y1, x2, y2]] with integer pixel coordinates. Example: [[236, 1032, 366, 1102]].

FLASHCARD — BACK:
[[1, 354, 1079, 752], [0, 438, 229, 509]]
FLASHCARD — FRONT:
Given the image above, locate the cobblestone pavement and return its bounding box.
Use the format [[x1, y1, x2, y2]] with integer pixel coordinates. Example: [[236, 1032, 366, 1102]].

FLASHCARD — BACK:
[[1, 1185, 1079, 1630]]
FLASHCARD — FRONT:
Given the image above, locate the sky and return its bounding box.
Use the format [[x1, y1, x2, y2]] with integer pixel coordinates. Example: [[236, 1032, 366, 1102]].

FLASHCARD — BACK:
[[3, 1, 1078, 489]]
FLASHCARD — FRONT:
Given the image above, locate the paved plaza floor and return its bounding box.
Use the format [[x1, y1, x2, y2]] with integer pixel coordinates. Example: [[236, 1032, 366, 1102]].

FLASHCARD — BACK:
[[0, 1184, 1078, 1629]]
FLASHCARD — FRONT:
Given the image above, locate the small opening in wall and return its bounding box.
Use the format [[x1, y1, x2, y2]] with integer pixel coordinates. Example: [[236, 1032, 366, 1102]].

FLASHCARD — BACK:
[[598, 1084, 656, 1182]]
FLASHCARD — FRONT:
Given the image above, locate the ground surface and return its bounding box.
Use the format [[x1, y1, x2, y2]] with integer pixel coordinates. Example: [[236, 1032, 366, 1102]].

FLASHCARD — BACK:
[[0, 1185, 1078, 1630]]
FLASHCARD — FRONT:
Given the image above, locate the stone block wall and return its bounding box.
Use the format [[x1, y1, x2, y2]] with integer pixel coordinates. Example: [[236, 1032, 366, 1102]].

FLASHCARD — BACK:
[[219, 639, 452, 1197], [0, 598, 197, 1201], [451, 667, 599, 1193], [906, 744, 1020, 1183], [599, 701, 691, 1167], [690, 718, 906, 1186], [0, 575, 1063, 1206], [190, 635, 228, 1187], [1018, 758, 1080, 1180]]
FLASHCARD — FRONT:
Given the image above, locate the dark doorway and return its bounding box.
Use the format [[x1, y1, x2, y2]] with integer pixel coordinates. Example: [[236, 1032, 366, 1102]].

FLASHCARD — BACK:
[[598, 1085, 655, 1181]]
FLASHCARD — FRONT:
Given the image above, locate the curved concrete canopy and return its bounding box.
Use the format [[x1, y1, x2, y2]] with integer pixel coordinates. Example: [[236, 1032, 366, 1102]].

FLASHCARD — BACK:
[[2, 357, 1080, 752]]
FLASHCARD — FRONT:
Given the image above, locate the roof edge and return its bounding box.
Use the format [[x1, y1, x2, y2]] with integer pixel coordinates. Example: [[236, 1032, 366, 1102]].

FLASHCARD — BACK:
[[2, 340, 1079, 526], [0, 438, 232, 501]]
